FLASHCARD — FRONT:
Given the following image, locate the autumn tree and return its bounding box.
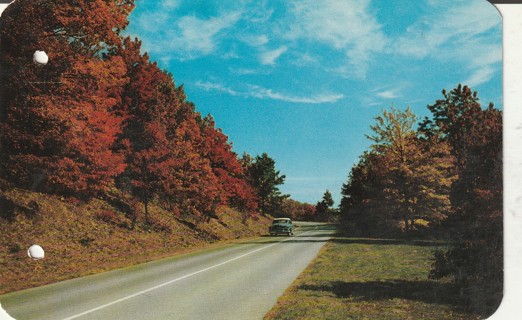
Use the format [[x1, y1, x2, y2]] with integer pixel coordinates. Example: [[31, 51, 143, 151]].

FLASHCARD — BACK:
[[425, 85, 503, 313], [116, 38, 222, 222], [280, 198, 316, 221], [366, 107, 455, 232], [198, 115, 258, 215], [0, 0, 134, 196], [0, 0, 261, 227]]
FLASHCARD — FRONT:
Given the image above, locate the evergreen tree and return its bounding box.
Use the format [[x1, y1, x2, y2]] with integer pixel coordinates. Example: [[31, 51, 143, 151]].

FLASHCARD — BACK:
[[245, 153, 288, 214], [426, 85, 503, 313], [315, 190, 334, 215]]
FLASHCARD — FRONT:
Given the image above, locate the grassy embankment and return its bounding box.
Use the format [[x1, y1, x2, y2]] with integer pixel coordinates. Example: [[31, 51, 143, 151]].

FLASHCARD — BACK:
[[265, 233, 490, 320], [0, 182, 271, 295]]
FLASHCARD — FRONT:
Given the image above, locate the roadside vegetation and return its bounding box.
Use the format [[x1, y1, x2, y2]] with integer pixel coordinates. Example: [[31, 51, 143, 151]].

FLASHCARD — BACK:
[[267, 84, 502, 319], [265, 233, 485, 320], [337, 85, 502, 317], [0, 181, 272, 294], [0, 0, 311, 295]]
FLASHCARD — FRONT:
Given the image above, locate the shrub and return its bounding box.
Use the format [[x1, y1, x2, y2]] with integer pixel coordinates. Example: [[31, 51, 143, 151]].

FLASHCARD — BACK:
[[95, 210, 118, 223]]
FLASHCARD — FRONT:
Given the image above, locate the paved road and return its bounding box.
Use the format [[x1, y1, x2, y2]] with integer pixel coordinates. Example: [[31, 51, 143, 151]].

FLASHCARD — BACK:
[[0, 222, 335, 320]]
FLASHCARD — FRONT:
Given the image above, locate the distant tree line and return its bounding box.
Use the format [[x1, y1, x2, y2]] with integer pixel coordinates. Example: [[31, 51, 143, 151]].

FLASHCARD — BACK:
[[339, 84, 502, 313], [0, 0, 291, 223]]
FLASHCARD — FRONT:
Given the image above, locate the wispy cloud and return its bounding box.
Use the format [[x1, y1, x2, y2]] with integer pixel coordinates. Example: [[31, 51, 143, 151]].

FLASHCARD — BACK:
[[463, 66, 496, 88], [194, 81, 344, 104], [134, 9, 242, 60], [393, 0, 501, 86], [132, 1, 180, 33], [248, 85, 344, 103], [291, 53, 319, 67], [241, 34, 269, 47], [394, 2, 499, 57], [172, 12, 241, 58], [369, 84, 404, 101], [194, 81, 239, 96], [229, 67, 260, 75], [160, 0, 179, 10], [377, 90, 400, 99], [285, 0, 388, 78], [260, 46, 288, 65], [361, 97, 385, 108]]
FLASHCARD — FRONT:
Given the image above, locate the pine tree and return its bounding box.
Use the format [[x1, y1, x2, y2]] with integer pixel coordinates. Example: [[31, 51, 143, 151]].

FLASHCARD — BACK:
[[315, 190, 334, 216], [426, 85, 503, 313], [245, 153, 288, 215]]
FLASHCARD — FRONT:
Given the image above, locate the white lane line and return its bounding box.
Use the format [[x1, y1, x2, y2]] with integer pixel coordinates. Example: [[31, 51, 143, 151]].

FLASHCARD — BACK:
[[62, 230, 314, 320]]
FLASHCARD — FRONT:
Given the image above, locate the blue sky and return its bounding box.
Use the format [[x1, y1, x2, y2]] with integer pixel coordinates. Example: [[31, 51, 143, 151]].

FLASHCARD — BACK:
[[125, 0, 502, 205]]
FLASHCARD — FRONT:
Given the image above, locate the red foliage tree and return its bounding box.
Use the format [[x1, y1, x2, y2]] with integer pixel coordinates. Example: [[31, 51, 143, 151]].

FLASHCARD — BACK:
[[0, 0, 133, 195], [198, 115, 258, 213], [117, 39, 222, 220]]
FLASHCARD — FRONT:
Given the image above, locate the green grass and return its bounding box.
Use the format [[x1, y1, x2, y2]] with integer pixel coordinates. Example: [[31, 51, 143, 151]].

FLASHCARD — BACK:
[[264, 237, 483, 320]]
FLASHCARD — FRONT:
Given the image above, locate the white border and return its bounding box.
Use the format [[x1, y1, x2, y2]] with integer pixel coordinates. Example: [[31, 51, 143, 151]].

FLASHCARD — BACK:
[[489, 3, 522, 320]]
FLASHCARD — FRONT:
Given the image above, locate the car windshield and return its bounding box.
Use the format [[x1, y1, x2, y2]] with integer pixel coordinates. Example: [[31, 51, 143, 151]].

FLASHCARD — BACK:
[[272, 219, 290, 225]]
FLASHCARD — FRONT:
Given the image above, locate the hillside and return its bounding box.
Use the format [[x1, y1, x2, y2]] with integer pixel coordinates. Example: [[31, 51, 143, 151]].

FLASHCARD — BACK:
[[0, 181, 272, 295]]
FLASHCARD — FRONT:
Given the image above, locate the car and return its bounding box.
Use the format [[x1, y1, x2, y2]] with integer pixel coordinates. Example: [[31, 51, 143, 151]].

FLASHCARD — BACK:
[[269, 218, 294, 236]]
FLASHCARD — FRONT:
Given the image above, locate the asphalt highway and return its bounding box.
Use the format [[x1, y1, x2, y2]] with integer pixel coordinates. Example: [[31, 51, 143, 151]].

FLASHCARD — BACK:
[[0, 222, 335, 320]]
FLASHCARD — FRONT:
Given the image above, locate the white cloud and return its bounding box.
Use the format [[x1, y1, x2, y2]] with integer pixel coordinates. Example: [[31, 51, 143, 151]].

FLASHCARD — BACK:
[[160, 0, 179, 10], [377, 90, 400, 99], [135, 10, 242, 60], [463, 66, 496, 88], [248, 85, 344, 103], [285, 0, 388, 78], [291, 53, 318, 67], [229, 67, 260, 75], [133, 1, 180, 33], [394, 0, 501, 86], [395, 2, 499, 58], [241, 34, 269, 47], [259, 46, 288, 65], [195, 81, 239, 96], [194, 80, 344, 104], [246, 6, 274, 24], [361, 97, 385, 108], [173, 12, 241, 57]]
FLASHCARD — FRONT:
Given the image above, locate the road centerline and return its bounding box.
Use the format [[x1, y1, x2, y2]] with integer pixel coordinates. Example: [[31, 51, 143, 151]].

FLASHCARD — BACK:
[[61, 231, 314, 320]]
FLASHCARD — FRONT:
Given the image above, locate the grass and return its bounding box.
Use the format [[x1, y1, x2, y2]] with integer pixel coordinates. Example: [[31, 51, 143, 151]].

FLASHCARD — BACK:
[[0, 184, 272, 295], [264, 236, 486, 320]]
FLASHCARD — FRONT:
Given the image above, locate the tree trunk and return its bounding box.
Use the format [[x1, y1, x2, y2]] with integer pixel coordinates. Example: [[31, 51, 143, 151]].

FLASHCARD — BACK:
[[403, 215, 410, 232], [144, 195, 150, 225]]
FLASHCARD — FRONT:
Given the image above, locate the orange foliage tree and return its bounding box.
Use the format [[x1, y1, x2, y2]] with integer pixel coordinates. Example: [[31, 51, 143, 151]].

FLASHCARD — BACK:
[[199, 115, 258, 213], [0, 0, 259, 221], [0, 0, 133, 196]]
